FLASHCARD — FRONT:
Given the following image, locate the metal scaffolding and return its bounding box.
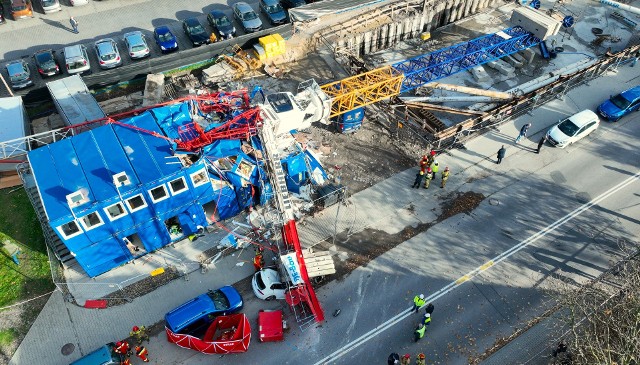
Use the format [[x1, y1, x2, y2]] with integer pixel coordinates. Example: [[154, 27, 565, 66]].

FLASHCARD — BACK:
[[393, 26, 540, 92]]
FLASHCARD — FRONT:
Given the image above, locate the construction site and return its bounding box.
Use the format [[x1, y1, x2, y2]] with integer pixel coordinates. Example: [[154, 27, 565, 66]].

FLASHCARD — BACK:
[[1, 0, 640, 363]]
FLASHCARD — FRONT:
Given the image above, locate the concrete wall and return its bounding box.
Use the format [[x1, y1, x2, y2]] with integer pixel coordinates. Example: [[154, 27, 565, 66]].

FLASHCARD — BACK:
[[325, 0, 500, 57]]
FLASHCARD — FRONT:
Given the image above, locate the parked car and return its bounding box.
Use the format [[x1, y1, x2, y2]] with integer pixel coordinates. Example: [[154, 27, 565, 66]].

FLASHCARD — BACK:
[[70, 342, 119, 365], [252, 268, 288, 301], [5, 59, 33, 89], [63, 44, 91, 75], [0, 4, 6, 24], [94, 38, 122, 69], [69, 0, 89, 6], [165, 285, 243, 336], [33, 49, 60, 77], [123, 31, 150, 59], [153, 25, 178, 53], [182, 17, 210, 47], [260, 0, 287, 25], [40, 0, 61, 13], [207, 10, 236, 40], [281, 0, 306, 8], [233, 2, 263, 33], [546, 109, 599, 148], [597, 85, 640, 121], [10, 0, 33, 19]]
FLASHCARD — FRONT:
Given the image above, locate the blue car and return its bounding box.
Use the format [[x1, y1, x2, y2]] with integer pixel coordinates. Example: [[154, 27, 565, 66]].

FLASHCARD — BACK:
[[260, 0, 287, 25], [70, 342, 120, 365], [597, 85, 640, 121], [165, 285, 243, 337], [153, 25, 178, 53]]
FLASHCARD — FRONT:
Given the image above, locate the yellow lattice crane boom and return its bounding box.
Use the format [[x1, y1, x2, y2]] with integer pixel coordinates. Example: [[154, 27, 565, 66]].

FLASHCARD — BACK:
[[320, 66, 404, 118]]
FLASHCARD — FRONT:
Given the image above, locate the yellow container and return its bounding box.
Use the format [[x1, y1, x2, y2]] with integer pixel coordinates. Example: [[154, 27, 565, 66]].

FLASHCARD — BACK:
[[271, 33, 286, 54], [150, 267, 165, 276], [259, 35, 278, 53], [420, 32, 431, 41]]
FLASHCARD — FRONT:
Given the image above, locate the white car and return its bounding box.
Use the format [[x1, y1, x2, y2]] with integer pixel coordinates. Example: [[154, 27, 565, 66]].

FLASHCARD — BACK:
[[546, 109, 599, 148], [41, 0, 61, 13], [70, 0, 88, 5], [123, 31, 150, 59], [252, 268, 288, 301]]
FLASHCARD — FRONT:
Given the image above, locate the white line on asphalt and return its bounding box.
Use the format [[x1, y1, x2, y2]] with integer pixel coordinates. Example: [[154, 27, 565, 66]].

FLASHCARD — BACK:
[[314, 170, 640, 365]]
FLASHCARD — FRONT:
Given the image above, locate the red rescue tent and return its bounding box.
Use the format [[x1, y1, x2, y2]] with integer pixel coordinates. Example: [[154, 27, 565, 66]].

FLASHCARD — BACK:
[[166, 313, 251, 354]]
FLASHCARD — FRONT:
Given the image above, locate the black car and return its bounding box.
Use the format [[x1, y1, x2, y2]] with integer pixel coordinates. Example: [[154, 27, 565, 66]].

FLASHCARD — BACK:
[[207, 10, 236, 40], [33, 49, 60, 77], [281, 0, 305, 8], [182, 17, 210, 47]]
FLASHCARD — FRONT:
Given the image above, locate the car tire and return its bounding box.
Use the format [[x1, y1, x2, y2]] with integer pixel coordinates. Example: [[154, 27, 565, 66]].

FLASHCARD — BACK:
[[265, 295, 276, 301]]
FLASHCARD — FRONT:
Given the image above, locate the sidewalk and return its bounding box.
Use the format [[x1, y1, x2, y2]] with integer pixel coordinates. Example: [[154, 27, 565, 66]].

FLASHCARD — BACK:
[[12, 60, 640, 364]]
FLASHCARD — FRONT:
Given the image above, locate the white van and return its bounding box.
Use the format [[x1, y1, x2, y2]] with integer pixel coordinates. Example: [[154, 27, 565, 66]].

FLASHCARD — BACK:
[[63, 44, 91, 75]]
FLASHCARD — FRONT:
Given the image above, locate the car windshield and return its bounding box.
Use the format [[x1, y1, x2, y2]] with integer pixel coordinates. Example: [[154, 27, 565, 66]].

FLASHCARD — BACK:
[[207, 289, 230, 310], [243, 11, 257, 20], [68, 59, 86, 70], [189, 24, 205, 34], [256, 272, 267, 290], [266, 4, 283, 12], [12, 5, 27, 11], [158, 33, 174, 42], [131, 44, 147, 52], [215, 16, 231, 27], [557, 119, 580, 137], [35, 52, 52, 64], [42, 0, 56, 6], [610, 94, 631, 110], [8, 66, 27, 82]]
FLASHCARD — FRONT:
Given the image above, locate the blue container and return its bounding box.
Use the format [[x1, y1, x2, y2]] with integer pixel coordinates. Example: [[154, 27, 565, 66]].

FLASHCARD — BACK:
[[335, 107, 365, 133]]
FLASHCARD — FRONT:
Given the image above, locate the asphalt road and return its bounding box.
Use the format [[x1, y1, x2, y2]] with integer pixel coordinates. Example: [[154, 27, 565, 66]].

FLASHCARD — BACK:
[[116, 66, 640, 364], [0, 0, 292, 97]]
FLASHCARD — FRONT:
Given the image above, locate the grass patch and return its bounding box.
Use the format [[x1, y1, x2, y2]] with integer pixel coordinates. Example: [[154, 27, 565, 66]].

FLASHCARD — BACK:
[[0, 329, 16, 347], [0, 187, 53, 307]]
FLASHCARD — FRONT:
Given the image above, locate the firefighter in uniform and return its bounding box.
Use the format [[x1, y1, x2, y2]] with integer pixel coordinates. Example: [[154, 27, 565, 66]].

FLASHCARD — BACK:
[[424, 168, 433, 189], [253, 247, 264, 271], [419, 155, 429, 174], [441, 167, 450, 188], [114, 341, 131, 357], [400, 353, 411, 365], [135, 345, 150, 362], [416, 353, 426, 365], [130, 325, 149, 344]]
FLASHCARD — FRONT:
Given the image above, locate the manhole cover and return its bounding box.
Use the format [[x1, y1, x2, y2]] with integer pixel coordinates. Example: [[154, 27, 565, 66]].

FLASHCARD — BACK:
[[489, 198, 500, 206], [555, 46, 565, 53], [592, 27, 604, 35], [61, 343, 75, 356]]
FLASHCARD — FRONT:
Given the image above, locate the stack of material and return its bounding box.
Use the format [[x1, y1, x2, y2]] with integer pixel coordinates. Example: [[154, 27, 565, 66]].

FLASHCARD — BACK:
[[509, 6, 561, 41], [254, 34, 286, 61]]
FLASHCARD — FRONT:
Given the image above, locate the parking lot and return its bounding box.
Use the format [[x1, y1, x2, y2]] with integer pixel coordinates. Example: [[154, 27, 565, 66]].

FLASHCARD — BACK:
[[0, 0, 289, 97]]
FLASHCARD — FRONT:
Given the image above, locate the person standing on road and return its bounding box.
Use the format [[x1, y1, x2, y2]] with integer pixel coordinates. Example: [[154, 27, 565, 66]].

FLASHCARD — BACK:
[[497, 145, 506, 164], [424, 167, 433, 189], [130, 325, 149, 345], [441, 167, 450, 188], [414, 323, 426, 342], [423, 312, 431, 326], [415, 353, 426, 365], [412, 170, 424, 189], [388, 352, 400, 365], [515, 123, 532, 144], [69, 16, 79, 33], [134, 345, 150, 362], [400, 353, 411, 365], [411, 294, 426, 313], [536, 135, 547, 154], [427, 150, 436, 166], [430, 160, 439, 180], [419, 155, 429, 174]]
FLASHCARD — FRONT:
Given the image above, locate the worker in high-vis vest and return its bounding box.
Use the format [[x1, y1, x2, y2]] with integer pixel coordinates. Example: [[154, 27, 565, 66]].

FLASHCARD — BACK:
[[414, 323, 426, 342], [412, 294, 426, 313], [423, 312, 431, 326]]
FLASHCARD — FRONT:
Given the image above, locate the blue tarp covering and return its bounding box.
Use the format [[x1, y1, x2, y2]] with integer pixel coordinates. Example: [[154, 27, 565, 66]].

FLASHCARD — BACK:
[[203, 139, 242, 160], [151, 102, 192, 140], [282, 153, 308, 194], [213, 184, 242, 220]]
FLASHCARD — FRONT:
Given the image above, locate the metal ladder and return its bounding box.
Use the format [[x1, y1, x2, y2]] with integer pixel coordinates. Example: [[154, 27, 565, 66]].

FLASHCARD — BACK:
[[259, 115, 294, 221]]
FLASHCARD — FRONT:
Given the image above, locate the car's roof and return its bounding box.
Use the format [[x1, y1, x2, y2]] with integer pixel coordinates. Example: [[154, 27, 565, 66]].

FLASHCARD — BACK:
[[566, 109, 598, 127], [6, 61, 25, 73], [34, 49, 53, 55], [209, 10, 227, 17], [184, 17, 201, 26], [124, 31, 144, 39], [155, 25, 171, 33], [621, 85, 640, 100], [70, 343, 116, 365], [263, 0, 281, 6], [258, 268, 281, 283], [235, 2, 253, 11]]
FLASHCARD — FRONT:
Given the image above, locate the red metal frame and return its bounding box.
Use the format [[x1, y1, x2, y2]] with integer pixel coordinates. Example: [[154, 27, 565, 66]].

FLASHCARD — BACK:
[[282, 220, 325, 323]]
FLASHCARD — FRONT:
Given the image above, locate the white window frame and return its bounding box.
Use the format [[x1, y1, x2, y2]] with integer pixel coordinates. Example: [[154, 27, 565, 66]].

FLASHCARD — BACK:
[[168, 176, 188, 196], [125, 194, 148, 213], [56, 220, 83, 240], [78, 211, 105, 231], [189, 168, 209, 188], [113, 172, 132, 188], [66, 190, 89, 208], [103, 202, 128, 222], [148, 184, 170, 203]]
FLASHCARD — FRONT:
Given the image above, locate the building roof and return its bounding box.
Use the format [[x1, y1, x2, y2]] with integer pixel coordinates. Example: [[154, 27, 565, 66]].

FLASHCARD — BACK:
[[0, 96, 28, 143], [47, 75, 106, 126]]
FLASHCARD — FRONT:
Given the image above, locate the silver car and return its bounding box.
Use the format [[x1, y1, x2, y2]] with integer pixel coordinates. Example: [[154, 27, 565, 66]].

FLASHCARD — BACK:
[[94, 38, 122, 69], [41, 0, 61, 13], [123, 31, 150, 59], [233, 2, 263, 33]]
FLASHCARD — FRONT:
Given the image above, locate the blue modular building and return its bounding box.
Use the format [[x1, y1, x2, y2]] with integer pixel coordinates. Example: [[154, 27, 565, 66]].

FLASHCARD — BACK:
[[27, 107, 221, 277]]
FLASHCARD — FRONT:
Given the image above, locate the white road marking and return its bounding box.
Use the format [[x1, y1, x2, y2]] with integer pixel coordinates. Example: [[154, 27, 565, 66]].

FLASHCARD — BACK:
[[314, 170, 640, 365]]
